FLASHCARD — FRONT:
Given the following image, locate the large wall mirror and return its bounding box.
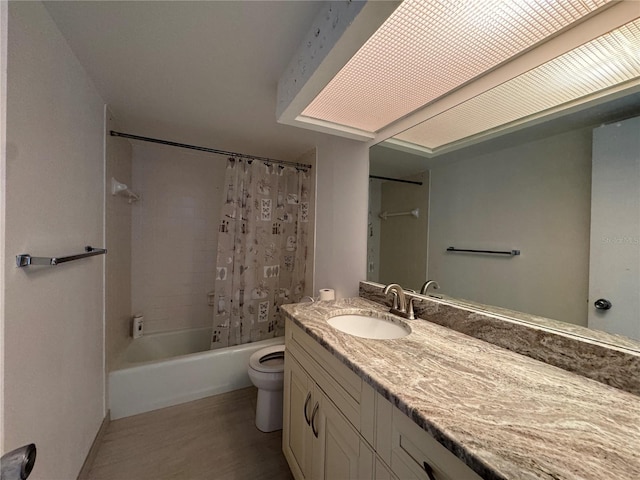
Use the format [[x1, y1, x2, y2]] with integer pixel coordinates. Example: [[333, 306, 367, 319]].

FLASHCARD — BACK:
[[368, 89, 640, 348]]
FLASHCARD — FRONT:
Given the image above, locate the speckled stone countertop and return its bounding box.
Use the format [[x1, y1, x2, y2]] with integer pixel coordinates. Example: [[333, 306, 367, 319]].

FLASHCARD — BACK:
[[281, 297, 640, 480]]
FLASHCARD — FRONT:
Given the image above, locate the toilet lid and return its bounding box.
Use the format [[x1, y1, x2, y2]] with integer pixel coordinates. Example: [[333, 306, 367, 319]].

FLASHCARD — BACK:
[[249, 345, 285, 373]]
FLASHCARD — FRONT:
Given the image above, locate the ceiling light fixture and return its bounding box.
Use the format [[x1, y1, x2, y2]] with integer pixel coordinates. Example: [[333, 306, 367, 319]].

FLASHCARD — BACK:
[[392, 18, 640, 152], [300, 0, 613, 133]]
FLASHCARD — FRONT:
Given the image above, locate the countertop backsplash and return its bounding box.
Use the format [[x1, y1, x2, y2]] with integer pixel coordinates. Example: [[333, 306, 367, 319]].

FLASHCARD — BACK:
[[359, 281, 640, 396]]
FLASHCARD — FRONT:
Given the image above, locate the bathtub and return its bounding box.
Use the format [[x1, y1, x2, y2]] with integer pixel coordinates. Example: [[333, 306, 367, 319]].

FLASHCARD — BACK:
[[109, 327, 284, 419]]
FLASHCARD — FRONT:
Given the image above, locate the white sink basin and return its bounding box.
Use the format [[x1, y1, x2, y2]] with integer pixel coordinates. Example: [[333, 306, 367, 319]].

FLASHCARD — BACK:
[[327, 314, 410, 340]]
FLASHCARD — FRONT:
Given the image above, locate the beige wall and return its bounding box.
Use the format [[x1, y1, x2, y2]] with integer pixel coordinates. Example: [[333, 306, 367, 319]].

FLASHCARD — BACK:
[[4, 2, 105, 478], [428, 128, 592, 325], [0, 0, 7, 456], [105, 113, 133, 372], [314, 137, 369, 299], [131, 143, 226, 334], [379, 171, 429, 291]]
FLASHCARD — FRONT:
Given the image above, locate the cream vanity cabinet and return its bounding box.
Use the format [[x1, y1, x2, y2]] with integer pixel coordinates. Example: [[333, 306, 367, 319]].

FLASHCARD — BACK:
[[283, 319, 482, 480], [284, 353, 374, 479], [284, 319, 375, 479]]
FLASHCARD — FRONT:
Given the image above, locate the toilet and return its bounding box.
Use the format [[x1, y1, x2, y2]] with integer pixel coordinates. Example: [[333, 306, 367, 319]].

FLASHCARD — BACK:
[[248, 343, 286, 432]]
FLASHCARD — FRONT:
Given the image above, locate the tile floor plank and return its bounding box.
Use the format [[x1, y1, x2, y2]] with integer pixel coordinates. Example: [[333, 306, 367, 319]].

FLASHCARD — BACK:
[[87, 388, 293, 480]]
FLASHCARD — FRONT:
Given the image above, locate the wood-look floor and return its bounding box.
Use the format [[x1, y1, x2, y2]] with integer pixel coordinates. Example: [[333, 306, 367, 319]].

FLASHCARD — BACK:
[[87, 388, 293, 480]]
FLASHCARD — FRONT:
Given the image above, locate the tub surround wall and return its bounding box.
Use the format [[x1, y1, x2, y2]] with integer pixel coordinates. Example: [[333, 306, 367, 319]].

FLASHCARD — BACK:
[[131, 144, 317, 335], [131, 143, 226, 334], [4, 2, 106, 478], [282, 298, 640, 479], [105, 113, 133, 373], [360, 281, 640, 395], [378, 171, 429, 289]]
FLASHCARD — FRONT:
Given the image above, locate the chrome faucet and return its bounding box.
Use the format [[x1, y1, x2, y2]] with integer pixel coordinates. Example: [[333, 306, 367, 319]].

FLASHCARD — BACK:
[[420, 280, 440, 296], [383, 283, 416, 319], [383, 283, 406, 311]]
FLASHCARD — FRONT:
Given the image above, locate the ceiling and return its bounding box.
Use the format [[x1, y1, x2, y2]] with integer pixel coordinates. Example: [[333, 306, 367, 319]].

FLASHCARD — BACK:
[[44, 1, 329, 161]]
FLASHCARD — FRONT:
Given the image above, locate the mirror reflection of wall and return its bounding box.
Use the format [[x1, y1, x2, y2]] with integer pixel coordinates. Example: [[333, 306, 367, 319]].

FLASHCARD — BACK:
[[369, 93, 640, 339], [368, 171, 429, 289], [428, 127, 591, 326]]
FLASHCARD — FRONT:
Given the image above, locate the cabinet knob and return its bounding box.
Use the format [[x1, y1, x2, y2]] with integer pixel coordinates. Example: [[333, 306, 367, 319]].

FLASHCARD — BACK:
[[311, 402, 319, 438], [423, 461, 437, 480], [303, 392, 312, 426]]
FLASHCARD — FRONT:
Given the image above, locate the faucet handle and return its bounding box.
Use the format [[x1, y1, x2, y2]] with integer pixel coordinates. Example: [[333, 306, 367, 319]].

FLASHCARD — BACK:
[[390, 291, 399, 310], [383, 283, 402, 309], [383, 283, 407, 314], [407, 295, 419, 320]]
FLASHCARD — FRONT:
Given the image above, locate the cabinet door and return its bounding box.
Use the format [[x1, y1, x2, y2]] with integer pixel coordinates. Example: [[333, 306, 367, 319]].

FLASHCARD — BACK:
[[312, 389, 374, 480], [374, 458, 397, 480], [284, 355, 315, 480]]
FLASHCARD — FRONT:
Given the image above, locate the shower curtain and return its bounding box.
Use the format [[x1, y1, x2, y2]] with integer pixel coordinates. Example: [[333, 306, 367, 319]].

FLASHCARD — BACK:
[[210, 157, 310, 349]]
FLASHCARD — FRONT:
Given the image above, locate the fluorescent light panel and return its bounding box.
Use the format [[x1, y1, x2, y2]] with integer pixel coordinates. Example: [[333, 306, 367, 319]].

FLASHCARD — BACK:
[[301, 0, 611, 132], [394, 19, 640, 150]]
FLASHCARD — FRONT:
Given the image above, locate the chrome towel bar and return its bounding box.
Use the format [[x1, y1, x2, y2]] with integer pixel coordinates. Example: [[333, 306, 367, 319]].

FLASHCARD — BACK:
[[379, 208, 419, 220], [16, 246, 107, 267], [446, 247, 520, 256]]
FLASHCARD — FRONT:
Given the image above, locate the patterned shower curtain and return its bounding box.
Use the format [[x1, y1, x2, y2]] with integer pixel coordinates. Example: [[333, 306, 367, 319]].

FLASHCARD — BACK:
[[210, 157, 310, 349]]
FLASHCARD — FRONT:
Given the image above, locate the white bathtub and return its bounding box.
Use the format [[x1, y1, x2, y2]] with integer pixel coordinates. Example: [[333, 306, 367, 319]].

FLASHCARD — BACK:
[[109, 327, 284, 419]]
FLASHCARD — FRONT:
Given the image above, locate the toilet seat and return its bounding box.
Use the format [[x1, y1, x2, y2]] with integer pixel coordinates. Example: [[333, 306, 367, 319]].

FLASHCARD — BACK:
[[249, 345, 285, 373]]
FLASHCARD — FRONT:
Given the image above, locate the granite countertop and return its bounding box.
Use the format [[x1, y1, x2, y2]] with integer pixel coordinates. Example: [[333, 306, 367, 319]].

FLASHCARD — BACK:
[[281, 297, 640, 480]]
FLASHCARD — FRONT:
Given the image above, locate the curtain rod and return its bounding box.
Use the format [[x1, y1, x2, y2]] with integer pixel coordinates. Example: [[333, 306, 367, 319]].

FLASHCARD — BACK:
[[110, 131, 312, 170], [369, 175, 423, 186]]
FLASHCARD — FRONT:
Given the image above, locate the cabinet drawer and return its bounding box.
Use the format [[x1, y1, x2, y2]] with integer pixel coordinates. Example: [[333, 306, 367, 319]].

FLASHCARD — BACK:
[[286, 319, 373, 440], [391, 408, 482, 480]]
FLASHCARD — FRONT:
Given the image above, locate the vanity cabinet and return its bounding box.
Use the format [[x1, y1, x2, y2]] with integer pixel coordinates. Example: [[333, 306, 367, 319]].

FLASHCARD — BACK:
[[284, 353, 314, 479], [283, 318, 481, 480], [283, 328, 374, 479]]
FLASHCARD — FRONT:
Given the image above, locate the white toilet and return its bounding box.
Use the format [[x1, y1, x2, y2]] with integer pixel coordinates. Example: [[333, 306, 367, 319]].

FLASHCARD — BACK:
[[248, 343, 286, 432]]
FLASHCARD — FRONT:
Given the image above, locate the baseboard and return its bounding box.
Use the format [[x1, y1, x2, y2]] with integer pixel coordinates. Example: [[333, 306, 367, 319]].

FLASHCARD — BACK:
[[77, 410, 111, 480]]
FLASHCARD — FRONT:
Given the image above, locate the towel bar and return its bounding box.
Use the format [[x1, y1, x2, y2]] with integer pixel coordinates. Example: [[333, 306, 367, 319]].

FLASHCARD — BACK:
[[446, 247, 520, 256], [16, 246, 107, 267]]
